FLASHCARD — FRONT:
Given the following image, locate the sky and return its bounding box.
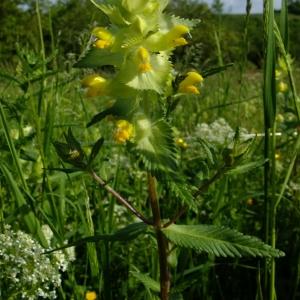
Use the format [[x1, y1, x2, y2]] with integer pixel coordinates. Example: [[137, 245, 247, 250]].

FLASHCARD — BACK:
[[202, 0, 282, 14]]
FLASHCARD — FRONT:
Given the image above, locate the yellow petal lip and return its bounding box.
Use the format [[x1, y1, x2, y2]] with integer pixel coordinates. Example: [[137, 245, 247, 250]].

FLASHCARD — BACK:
[[139, 62, 152, 73], [81, 75, 106, 87], [92, 27, 112, 41], [94, 39, 112, 49], [178, 84, 200, 94], [173, 37, 188, 46], [137, 47, 151, 62], [81, 75, 108, 97]]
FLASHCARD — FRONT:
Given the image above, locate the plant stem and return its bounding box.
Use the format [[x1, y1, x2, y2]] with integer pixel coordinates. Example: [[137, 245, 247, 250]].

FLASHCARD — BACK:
[[90, 170, 152, 225], [148, 174, 170, 300]]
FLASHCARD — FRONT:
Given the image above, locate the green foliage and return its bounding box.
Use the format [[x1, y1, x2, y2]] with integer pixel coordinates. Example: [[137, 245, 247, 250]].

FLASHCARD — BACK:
[[162, 224, 284, 257]]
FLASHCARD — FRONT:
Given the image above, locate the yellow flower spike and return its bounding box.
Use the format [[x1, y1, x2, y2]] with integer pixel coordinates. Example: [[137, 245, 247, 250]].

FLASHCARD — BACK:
[[114, 120, 135, 144], [85, 291, 97, 300], [81, 74, 108, 97], [278, 81, 288, 93]]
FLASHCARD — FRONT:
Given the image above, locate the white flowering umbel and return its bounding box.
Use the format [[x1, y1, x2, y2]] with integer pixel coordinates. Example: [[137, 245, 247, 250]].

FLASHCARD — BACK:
[[195, 118, 249, 147], [0, 225, 62, 299]]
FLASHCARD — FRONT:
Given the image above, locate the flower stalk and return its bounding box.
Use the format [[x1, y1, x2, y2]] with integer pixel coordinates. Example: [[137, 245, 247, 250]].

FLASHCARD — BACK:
[[148, 174, 170, 300]]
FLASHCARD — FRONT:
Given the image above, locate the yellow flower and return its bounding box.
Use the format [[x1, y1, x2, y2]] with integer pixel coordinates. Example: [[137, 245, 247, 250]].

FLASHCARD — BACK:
[[92, 27, 114, 49], [275, 152, 281, 160], [178, 71, 203, 94], [81, 74, 108, 97], [85, 291, 97, 300], [137, 47, 152, 73], [167, 25, 189, 47], [175, 137, 188, 149], [114, 120, 135, 143], [278, 81, 288, 93]]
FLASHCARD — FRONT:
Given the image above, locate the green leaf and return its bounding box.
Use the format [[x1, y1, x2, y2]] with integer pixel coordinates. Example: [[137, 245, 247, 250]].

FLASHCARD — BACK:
[[46, 222, 148, 253], [87, 98, 137, 127], [53, 129, 86, 168], [74, 48, 124, 68], [0, 164, 48, 247], [162, 224, 285, 258], [88, 137, 104, 165], [202, 63, 234, 78], [226, 159, 266, 176], [131, 271, 160, 293], [167, 181, 197, 212]]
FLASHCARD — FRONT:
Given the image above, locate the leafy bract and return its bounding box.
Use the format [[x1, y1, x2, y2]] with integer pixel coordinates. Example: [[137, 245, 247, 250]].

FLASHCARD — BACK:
[[162, 224, 285, 258], [133, 117, 178, 172], [118, 52, 172, 94]]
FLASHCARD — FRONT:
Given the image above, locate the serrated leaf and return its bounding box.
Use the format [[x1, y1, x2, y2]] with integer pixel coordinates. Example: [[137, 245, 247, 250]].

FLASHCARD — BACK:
[[162, 224, 285, 258], [168, 181, 197, 212], [131, 271, 160, 293], [133, 118, 178, 172], [74, 48, 124, 68], [118, 52, 172, 94]]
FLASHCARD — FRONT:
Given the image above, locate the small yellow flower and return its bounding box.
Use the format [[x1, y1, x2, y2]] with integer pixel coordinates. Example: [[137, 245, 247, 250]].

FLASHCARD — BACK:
[[175, 137, 188, 149], [276, 114, 284, 123], [137, 47, 152, 73], [114, 120, 135, 143], [85, 291, 97, 300], [173, 37, 188, 47], [81, 74, 108, 97], [69, 149, 80, 160], [278, 81, 288, 93], [178, 71, 203, 94], [92, 27, 114, 49], [246, 198, 254, 206], [275, 153, 281, 160]]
